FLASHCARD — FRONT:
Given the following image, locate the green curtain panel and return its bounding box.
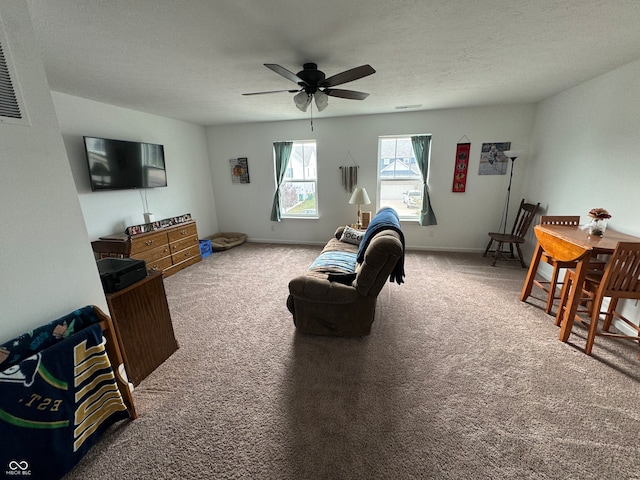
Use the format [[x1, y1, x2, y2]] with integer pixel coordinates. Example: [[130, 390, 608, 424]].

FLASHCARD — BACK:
[[411, 135, 437, 226], [270, 141, 293, 221]]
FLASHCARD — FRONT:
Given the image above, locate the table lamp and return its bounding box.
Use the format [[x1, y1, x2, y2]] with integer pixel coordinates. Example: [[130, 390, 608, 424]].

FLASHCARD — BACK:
[[349, 187, 371, 229]]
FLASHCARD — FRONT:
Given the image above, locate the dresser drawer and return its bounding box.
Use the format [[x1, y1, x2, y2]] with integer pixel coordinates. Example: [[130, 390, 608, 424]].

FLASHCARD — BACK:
[[171, 244, 201, 264], [145, 256, 173, 274], [170, 235, 199, 253], [130, 231, 169, 254], [167, 223, 198, 243], [164, 254, 201, 277], [131, 243, 171, 264]]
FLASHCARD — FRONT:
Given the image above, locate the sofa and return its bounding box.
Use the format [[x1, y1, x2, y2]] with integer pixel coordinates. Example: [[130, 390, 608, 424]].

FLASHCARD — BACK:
[[287, 207, 405, 337]]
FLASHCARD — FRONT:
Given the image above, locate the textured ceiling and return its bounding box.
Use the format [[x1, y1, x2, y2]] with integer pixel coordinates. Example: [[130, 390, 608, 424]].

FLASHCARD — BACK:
[[24, 0, 640, 126]]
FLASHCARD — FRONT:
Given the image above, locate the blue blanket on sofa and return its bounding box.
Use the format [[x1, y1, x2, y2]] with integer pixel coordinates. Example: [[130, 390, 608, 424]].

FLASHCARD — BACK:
[[356, 207, 405, 284]]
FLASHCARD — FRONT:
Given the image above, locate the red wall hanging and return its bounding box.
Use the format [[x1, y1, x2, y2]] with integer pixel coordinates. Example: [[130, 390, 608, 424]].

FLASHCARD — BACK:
[[452, 142, 470, 192]]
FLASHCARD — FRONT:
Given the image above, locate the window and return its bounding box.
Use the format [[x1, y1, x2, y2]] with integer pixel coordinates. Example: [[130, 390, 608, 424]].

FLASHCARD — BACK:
[[279, 140, 317, 218], [377, 135, 426, 220]]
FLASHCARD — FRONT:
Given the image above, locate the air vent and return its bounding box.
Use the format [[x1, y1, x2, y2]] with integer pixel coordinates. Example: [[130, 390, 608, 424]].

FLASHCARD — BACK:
[[0, 41, 22, 119], [0, 15, 29, 126]]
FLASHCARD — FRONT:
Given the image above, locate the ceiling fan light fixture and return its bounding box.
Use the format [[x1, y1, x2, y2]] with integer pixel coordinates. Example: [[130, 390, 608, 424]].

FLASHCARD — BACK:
[[314, 91, 329, 112], [294, 91, 311, 112], [246, 63, 375, 117]]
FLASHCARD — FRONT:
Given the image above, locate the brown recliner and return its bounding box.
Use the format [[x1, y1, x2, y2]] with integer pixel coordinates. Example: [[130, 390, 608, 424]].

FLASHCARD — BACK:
[[287, 226, 403, 337]]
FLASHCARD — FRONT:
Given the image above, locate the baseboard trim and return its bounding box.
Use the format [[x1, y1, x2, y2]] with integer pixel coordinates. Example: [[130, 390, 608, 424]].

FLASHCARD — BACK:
[[247, 238, 485, 253]]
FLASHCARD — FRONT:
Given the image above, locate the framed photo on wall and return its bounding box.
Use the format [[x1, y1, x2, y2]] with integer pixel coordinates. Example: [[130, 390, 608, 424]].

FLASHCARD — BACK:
[[478, 142, 511, 175], [230, 157, 250, 183]]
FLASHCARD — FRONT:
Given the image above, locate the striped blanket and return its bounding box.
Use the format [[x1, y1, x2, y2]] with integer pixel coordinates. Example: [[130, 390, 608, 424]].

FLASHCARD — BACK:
[[308, 251, 357, 274], [0, 306, 130, 480]]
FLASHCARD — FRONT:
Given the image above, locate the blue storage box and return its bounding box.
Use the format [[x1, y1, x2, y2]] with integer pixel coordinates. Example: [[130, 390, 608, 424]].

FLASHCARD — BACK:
[[199, 239, 212, 258]]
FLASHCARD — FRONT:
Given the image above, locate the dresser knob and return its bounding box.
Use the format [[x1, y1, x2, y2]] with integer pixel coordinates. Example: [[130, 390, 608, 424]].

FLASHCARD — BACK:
[[145, 240, 153, 246]]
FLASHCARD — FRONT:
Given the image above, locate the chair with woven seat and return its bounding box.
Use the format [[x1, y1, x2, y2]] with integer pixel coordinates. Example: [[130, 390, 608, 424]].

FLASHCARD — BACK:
[[532, 216, 606, 314], [483, 199, 540, 267], [555, 241, 640, 357]]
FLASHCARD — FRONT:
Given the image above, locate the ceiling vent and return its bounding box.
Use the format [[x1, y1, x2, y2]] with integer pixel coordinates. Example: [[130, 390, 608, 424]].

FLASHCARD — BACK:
[[0, 16, 29, 126]]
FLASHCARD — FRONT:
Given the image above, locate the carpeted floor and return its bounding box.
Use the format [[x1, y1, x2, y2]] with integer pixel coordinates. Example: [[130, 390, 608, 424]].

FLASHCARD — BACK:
[[65, 243, 640, 479]]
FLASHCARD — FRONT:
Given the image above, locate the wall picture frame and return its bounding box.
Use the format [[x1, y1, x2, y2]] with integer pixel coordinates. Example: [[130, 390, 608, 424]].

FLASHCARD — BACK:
[[478, 142, 511, 175], [230, 157, 250, 183]]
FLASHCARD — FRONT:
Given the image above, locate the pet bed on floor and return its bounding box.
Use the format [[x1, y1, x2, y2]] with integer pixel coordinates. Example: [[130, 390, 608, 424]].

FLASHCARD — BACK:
[[208, 232, 247, 251]]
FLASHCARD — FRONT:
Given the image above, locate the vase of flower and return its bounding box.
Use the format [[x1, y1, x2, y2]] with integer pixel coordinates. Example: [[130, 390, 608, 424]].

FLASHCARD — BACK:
[[587, 208, 611, 237]]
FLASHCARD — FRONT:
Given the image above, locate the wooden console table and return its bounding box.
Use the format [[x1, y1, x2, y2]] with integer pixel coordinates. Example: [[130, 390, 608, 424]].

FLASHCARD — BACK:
[[92, 220, 201, 277], [105, 271, 179, 386]]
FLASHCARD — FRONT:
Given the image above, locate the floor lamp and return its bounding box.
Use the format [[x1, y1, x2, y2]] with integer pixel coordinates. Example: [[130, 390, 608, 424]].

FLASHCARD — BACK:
[[501, 150, 522, 234]]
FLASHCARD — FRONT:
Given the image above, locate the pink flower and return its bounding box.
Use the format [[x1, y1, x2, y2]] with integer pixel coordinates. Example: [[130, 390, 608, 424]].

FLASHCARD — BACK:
[[588, 208, 611, 220]]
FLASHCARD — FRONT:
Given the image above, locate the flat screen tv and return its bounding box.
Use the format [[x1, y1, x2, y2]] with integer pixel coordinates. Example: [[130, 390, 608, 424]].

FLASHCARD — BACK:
[[84, 136, 167, 191]]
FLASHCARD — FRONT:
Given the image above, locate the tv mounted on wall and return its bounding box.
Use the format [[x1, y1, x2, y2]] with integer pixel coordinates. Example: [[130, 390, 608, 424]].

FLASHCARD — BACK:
[[84, 136, 167, 191]]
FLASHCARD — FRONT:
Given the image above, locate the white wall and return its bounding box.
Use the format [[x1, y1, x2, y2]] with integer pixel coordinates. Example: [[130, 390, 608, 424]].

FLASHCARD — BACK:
[[524, 58, 640, 234], [51, 93, 219, 241], [524, 58, 640, 329], [0, 2, 108, 342], [207, 104, 536, 251]]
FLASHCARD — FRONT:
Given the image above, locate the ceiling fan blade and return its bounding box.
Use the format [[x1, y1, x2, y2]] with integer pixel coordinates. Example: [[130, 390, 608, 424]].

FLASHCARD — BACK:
[[242, 89, 300, 96], [321, 65, 376, 88], [323, 88, 369, 100], [264, 64, 305, 85]]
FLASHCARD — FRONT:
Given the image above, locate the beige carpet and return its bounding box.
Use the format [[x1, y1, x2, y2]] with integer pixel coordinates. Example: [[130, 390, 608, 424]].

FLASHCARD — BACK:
[[65, 243, 640, 479]]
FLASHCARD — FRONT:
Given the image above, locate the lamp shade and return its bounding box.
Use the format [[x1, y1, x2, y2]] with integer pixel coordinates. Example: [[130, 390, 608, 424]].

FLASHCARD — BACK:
[[294, 91, 311, 112], [349, 187, 371, 205], [314, 91, 329, 112], [502, 149, 523, 160]]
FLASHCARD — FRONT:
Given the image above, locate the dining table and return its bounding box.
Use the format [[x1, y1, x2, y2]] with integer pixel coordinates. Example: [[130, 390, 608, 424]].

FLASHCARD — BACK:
[[520, 224, 640, 342]]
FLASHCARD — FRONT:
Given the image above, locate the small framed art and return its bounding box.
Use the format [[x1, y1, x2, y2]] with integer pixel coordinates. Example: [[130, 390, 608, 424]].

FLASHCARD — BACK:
[[230, 157, 250, 183]]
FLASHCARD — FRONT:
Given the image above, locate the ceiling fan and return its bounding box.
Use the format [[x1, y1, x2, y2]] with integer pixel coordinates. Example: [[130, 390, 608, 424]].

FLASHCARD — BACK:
[[242, 63, 376, 112]]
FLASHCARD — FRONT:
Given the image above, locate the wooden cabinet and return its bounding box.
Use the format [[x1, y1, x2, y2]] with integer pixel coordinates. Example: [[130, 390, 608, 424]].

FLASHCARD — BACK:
[[105, 271, 178, 386], [92, 220, 201, 277]]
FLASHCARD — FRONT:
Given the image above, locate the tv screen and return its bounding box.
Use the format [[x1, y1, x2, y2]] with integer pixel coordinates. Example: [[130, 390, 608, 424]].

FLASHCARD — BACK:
[[84, 136, 167, 191]]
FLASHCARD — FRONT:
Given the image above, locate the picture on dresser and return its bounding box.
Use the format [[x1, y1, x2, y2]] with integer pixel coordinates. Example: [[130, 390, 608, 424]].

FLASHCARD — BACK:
[[125, 213, 192, 236]]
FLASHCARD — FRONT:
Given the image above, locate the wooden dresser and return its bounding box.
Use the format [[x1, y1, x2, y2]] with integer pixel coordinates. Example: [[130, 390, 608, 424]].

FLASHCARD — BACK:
[[92, 220, 201, 277]]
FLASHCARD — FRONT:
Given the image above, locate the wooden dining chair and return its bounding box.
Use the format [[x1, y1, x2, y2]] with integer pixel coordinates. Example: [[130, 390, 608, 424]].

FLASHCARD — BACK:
[[484, 199, 540, 267], [555, 241, 640, 357], [532, 216, 606, 314]]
